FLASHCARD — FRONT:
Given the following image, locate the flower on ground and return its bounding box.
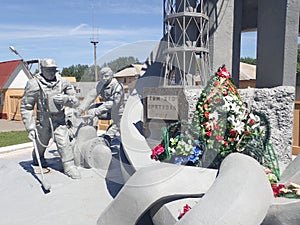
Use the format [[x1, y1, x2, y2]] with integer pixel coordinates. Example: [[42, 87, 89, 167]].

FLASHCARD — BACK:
[[178, 204, 191, 220], [272, 184, 286, 197], [151, 144, 165, 160]]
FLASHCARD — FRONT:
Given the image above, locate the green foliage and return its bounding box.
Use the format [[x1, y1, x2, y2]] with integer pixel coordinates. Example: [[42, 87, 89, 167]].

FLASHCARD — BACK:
[[101, 56, 140, 73], [0, 131, 31, 147], [240, 57, 256, 65], [241, 44, 300, 73], [60, 56, 140, 82], [61, 64, 90, 81]]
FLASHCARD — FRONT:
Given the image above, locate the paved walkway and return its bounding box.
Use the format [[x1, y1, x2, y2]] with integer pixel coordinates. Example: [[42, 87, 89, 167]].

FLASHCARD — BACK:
[[0, 119, 118, 225], [0, 146, 114, 225], [0, 119, 26, 132]]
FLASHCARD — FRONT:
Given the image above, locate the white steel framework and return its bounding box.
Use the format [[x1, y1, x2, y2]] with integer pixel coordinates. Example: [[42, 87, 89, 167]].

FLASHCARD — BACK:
[[163, 0, 210, 86]]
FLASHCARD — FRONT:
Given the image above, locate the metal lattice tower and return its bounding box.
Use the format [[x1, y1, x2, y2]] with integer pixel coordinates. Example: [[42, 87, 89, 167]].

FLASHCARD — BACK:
[[163, 0, 210, 86]]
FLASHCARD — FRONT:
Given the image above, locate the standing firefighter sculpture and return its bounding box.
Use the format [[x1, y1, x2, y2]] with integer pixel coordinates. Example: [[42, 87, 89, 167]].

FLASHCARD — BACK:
[[20, 58, 81, 179]]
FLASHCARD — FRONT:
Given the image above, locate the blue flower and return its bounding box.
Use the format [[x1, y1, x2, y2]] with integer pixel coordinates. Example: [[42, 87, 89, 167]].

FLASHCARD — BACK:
[[188, 154, 199, 163], [174, 156, 189, 164], [193, 146, 203, 156]]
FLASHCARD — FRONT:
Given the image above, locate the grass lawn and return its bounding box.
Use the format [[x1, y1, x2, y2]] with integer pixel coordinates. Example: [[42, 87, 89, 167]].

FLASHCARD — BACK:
[[0, 131, 31, 147]]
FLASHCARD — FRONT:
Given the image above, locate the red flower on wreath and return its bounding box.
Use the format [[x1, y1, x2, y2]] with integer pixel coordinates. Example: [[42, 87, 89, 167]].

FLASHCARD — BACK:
[[151, 144, 165, 160], [217, 66, 230, 78], [204, 111, 210, 118], [214, 125, 220, 131], [230, 129, 237, 136], [206, 131, 212, 137], [216, 135, 223, 142], [249, 119, 255, 126]]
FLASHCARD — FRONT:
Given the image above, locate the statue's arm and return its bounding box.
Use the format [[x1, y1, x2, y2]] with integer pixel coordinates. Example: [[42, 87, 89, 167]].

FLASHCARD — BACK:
[[63, 79, 80, 108], [95, 82, 124, 114], [20, 79, 39, 132], [76, 82, 101, 113]]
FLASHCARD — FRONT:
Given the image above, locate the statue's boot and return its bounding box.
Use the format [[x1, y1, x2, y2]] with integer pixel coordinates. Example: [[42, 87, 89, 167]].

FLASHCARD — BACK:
[[32, 151, 48, 168], [63, 161, 81, 179]]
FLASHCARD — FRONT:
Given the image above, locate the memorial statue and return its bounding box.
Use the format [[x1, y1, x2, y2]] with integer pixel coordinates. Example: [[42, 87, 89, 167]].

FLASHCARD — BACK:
[[75, 67, 125, 144], [20, 58, 81, 179]]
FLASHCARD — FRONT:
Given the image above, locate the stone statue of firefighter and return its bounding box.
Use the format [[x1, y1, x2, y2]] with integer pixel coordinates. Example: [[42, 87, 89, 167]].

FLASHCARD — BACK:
[[20, 58, 81, 179]]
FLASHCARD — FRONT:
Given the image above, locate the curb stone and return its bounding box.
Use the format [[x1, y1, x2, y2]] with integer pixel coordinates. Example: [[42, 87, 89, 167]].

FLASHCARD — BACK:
[[0, 142, 32, 154]]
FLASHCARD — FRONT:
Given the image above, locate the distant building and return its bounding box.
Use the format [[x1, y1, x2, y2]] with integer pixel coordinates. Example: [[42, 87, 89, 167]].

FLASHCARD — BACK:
[[63, 76, 76, 83], [114, 64, 146, 96], [0, 60, 31, 120]]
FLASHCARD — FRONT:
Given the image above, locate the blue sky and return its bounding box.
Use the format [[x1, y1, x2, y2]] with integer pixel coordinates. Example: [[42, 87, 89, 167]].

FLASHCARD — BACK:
[[0, 0, 257, 70]]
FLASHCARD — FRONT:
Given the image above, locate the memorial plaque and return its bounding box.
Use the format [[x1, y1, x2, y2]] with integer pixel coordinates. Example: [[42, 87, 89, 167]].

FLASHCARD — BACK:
[[143, 87, 189, 140], [147, 95, 178, 120]]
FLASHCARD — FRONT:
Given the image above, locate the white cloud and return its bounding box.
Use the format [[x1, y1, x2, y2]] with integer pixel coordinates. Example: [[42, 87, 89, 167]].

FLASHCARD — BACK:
[[0, 23, 161, 41]]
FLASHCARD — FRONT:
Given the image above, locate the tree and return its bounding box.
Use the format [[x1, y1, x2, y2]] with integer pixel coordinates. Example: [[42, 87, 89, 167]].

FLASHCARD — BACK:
[[240, 57, 256, 65], [61, 64, 89, 81], [101, 56, 140, 72]]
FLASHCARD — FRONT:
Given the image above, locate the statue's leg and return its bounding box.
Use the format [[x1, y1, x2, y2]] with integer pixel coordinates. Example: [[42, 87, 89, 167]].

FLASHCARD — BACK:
[[32, 124, 51, 167], [54, 125, 81, 179], [106, 115, 121, 139]]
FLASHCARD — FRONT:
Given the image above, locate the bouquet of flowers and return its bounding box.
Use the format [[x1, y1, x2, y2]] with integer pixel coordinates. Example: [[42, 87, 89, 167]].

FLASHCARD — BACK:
[[151, 123, 203, 166], [151, 65, 279, 179]]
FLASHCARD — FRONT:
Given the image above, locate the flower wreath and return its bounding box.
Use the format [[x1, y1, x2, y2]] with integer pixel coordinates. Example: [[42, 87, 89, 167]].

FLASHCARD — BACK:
[[151, 65, 280, 180]]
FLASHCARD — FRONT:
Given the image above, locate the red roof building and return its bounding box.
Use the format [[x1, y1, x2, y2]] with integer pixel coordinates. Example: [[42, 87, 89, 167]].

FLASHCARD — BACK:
[[0, 60, 31, 120]]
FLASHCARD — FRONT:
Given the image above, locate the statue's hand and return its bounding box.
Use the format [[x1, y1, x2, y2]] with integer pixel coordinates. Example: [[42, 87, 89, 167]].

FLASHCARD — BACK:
[[53, 94, 68, 105], [87, 108, 97, 117], [28, 130, 36, 141], [74, 108, 84, 117]]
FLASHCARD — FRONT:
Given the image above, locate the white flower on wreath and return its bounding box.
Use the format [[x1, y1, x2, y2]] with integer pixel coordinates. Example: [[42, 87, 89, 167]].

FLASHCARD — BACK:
[[222, 95, 233, 111], [228, 115, 245, 134], [248, 113, 261, 129], [209, 111, 219, 120], [168, 147, 176, 153]]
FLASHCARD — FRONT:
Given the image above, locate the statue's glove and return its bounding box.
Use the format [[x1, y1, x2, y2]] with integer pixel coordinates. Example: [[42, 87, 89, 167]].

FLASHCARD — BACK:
[[87, 108, 98, 117], [74, 108, 84, 117], [28, 130, 36, 141], [53, 94, 69, 105], [88, 105, 107, 117]]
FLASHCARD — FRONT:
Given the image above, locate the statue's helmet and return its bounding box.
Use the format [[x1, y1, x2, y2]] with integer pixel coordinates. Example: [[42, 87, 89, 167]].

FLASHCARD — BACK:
[[100, 67, 113, 76], [40, 58, 57, 68]]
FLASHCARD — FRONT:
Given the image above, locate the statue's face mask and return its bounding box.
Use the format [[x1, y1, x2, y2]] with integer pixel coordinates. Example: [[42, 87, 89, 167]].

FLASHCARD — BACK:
[[103, 73, 113, 85], [41, 67, 57, 80]]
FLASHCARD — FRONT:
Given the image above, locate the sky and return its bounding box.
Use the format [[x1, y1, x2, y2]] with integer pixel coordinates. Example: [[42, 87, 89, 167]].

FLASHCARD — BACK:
[[0, 0, 257, 70]]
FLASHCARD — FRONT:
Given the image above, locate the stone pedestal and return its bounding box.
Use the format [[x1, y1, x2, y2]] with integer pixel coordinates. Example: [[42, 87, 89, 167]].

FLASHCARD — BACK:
[[143, 87, 189, 141]]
